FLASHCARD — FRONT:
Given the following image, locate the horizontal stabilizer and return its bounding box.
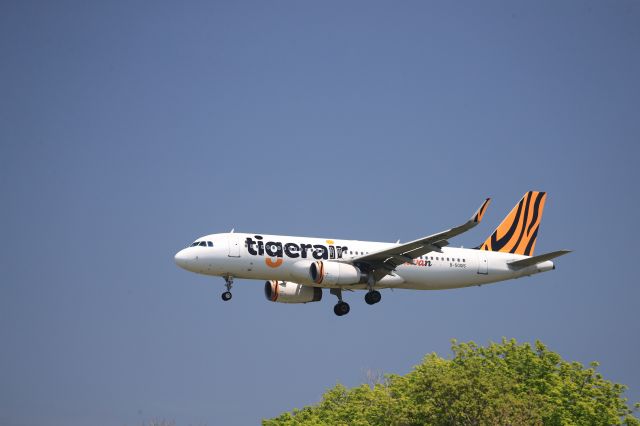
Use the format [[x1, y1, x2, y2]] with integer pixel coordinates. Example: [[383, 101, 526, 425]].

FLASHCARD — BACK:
[[507, 250, 572, 270]]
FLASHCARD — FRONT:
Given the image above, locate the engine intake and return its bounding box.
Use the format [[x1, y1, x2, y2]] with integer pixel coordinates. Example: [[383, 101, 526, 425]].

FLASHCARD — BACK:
[[309, 261, 368, 286], [264, 280, 322, 304]]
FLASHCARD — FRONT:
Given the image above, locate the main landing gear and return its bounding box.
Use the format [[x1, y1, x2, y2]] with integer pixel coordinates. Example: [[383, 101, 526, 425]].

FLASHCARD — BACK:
[[331, 288, 350, 316], [330, 275, 382, 316], [221, 275, 233, 301], [364, 274, 382, 305], [364, 290, 382, 305]]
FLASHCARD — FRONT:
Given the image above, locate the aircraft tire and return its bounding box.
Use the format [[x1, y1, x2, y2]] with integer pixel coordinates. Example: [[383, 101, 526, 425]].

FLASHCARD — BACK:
[[365, 290, 381, 305], [221, 291, 232, 301], [334, 301, 350, 316]]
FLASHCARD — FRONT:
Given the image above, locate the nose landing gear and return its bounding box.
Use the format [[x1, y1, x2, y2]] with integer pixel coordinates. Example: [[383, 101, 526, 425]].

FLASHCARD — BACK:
[[221, 275, 233, 301]]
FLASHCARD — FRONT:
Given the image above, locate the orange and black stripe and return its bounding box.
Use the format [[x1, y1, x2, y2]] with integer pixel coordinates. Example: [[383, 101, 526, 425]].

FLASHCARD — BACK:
[[473, 198, 491, 223], [264, 280, 280, 301], [480, 191, 547, 256], [312, 261, 325, 284]]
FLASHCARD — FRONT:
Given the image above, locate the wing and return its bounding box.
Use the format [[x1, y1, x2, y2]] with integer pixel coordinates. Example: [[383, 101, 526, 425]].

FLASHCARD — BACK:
[[353, 198, 491, 281]]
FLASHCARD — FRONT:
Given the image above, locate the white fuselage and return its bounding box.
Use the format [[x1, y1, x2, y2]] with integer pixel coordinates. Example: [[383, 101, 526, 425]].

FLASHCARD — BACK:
[[174, 232, 555, 291]]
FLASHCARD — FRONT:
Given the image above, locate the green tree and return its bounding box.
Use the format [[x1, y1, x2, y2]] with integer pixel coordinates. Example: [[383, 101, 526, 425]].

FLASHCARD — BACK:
[[263, 338, 638, 426]]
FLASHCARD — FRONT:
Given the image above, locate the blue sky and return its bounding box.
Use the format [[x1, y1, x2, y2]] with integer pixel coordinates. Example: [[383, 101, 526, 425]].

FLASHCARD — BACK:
[[1, 1, 639, 425]]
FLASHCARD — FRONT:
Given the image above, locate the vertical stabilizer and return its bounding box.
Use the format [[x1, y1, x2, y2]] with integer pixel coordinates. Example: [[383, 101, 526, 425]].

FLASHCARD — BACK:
[[479, 191, 547, 256]]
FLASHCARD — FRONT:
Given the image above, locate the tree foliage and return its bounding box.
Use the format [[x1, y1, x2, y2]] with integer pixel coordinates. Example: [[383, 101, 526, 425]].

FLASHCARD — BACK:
[[263, 339, 638, 426]]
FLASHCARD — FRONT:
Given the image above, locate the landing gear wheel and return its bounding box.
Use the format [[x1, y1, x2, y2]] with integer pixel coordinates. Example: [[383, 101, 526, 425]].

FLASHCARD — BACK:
[[364, 290, 381, 305], [221, 275, 234, 301], [334, 301, 350, 316]]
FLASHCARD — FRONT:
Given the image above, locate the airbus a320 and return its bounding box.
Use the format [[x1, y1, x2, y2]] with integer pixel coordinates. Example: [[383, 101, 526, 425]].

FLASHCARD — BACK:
[[174, 191, 570, 316]]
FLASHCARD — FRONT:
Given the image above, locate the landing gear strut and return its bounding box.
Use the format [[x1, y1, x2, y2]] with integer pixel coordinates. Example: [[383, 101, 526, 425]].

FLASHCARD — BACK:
[[330, 288, 350, 316], [364, 274, 381, 305], [221, 275, 233, 301]]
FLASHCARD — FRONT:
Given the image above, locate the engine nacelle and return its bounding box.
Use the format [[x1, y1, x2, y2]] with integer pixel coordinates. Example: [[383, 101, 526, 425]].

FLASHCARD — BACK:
[[264, 280, 322, 304], [289, 260, 315, 283], [309, 261, 368, 286]]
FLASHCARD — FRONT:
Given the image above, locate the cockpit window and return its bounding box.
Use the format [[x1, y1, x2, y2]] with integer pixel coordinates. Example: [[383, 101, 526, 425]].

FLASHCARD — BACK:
[[189, 240, 213, 247]]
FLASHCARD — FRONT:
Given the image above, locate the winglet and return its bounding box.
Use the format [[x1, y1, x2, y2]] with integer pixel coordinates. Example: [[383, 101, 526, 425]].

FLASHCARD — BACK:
[[471, 198, 492, 223]]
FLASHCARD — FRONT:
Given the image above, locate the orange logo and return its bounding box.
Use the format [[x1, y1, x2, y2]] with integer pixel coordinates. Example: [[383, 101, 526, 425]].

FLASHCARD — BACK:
[[265, 258, 283, 268]]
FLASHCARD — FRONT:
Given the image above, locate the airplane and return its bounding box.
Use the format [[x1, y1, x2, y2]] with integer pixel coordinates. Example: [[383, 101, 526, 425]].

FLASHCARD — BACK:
[[174, 191, 570, 316]]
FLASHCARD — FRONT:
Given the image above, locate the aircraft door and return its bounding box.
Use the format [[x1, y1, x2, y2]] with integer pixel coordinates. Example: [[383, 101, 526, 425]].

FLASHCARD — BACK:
[[477, 253, 488, 274], [228, 234, 241, 257]]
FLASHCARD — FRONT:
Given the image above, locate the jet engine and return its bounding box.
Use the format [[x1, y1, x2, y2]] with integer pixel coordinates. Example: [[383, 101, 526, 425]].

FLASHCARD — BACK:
[[309, 261, 369, 286], [264, 280, 322, 303]]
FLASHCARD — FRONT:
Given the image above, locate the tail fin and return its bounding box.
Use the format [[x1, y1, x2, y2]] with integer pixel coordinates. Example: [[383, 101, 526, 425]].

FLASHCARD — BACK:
[[479, 191, 547, 256]]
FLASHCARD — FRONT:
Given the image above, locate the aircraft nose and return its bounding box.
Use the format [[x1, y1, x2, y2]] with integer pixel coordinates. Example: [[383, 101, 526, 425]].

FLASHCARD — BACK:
[[174, 249, 191, 269]]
